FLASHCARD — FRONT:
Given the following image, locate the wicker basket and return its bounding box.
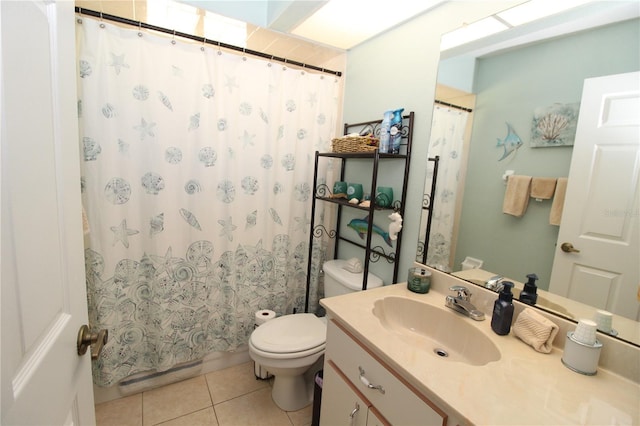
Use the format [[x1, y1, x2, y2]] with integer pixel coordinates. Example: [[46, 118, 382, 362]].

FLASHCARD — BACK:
[[331, 135, 379, 153]]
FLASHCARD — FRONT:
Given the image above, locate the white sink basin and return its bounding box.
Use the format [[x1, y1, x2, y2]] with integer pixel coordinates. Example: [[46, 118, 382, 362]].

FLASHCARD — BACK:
[[372, 296, 501, 366]]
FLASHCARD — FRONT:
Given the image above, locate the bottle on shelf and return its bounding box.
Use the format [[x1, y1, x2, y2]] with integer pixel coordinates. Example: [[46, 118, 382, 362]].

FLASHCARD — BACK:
[[379, 110, 393, 153], [390, 108, 405, 154]]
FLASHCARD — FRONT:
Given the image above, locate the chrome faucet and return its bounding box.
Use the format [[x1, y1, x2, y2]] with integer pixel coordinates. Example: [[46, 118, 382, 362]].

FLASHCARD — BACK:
[[485, 275, 504, 292], [445, 285, 485, 321]]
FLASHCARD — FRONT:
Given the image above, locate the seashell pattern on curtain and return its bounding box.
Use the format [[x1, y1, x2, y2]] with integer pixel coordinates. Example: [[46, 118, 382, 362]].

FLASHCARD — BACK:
[[423, 106, 469, 271], [76, 16, 339, 386]]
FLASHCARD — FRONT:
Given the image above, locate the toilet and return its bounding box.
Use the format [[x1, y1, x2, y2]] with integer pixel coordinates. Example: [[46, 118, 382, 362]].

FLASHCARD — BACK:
[[248, 259, 383, 411]]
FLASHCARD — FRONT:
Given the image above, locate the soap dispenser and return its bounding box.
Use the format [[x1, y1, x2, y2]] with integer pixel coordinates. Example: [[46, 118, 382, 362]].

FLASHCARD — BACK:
[[491, 281, 514, 335], [519, 273, 538, 305]]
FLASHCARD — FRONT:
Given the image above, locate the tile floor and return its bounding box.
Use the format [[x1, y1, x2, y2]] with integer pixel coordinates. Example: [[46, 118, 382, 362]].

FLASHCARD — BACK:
[[95, 362, 313, 426]]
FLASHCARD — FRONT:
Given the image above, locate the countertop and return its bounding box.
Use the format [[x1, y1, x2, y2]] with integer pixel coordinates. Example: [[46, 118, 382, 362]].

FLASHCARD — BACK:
[[320, 274, 640, 425]]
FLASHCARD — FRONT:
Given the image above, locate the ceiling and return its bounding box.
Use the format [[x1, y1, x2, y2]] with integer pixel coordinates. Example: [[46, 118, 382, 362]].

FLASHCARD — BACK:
[[181, 0, 448, 50], [180, 0, 639, 54]]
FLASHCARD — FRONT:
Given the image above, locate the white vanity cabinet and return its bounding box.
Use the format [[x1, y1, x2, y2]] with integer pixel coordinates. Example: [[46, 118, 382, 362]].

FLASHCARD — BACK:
[[320, 320, 447, 426]]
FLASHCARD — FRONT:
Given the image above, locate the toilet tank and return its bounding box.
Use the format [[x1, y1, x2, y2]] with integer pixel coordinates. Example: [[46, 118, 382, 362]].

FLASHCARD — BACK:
[[323, 259, 383, 297]]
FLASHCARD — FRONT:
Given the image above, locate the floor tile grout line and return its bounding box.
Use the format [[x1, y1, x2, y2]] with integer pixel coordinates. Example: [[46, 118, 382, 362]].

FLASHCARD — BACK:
[[150, 406, 215, 426], [212, 385, 271, 407]]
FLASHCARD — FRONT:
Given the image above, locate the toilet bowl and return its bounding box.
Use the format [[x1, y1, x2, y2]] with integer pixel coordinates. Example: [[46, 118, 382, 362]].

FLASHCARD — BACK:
[[249, 313, 326, 411], [248, 259, 383, 411]]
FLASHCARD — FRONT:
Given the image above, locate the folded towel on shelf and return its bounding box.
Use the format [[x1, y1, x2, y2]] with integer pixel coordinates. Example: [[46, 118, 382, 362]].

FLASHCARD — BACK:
[[550, 177, 568, 225], [513, 308, 559, 353], [502, 175, 532, 217], [530, 177, 557, 200]]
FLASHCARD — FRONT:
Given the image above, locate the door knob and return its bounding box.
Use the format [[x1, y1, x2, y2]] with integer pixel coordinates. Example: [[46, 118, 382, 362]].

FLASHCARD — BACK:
[[561, 242, 580, 253], [77, 325, 108, 360]]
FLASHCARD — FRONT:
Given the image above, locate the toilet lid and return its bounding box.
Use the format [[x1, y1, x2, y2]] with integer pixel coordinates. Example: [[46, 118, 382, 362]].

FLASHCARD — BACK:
[[251, 313, 326, 354]]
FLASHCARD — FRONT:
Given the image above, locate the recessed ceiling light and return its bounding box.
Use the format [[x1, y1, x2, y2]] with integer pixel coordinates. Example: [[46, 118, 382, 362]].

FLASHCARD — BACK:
[[497, 0, 593, 26], [148, 0, 200, 34], [203, 12, 247, 47], [291, 0, 446, 50], [440, 16, 510, 51]]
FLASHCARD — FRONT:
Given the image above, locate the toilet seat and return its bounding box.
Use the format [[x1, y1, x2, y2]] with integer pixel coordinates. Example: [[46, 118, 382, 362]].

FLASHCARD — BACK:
[[250, 313, 326, 355]]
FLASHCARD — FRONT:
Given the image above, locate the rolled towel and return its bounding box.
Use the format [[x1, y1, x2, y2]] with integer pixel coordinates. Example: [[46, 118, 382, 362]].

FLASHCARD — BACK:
[[513, 308, 559, 353], [502, 175, 532, 217], [530, 177, 557, 200], [550, 177, 568, 225]]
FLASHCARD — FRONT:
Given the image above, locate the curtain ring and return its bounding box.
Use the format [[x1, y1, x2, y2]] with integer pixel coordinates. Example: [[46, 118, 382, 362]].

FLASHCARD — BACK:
[[137, 21, 143, 37], [283, 58, 287, 71], [76, 7, 83, 24], [217, 41, 222, 56], [242, 47, 247, 61], [201, 37, 206, 51], [99, 11, 105, 28], [171, 29, 176, 45]]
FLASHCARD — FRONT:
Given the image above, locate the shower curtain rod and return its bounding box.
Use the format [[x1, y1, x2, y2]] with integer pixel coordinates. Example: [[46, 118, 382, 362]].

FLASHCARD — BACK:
[[74, 7, 343, 77], [435, 99, 473, 113]]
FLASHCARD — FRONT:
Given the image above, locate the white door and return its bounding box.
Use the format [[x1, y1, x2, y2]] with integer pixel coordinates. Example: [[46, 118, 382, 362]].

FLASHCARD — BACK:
[[550, 71, 640, 321], [1, 1, 96, 424]]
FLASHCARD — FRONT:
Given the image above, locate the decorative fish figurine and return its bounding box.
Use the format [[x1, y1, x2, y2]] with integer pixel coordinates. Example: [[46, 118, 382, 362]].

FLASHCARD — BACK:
[[348, 216, 392, 247], [496, 123, 523, 161]]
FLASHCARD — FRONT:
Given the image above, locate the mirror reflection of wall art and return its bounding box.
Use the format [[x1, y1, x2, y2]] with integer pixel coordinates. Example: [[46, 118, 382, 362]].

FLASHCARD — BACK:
[[497, 123, 523, 161], [530, 102, 580, 147]]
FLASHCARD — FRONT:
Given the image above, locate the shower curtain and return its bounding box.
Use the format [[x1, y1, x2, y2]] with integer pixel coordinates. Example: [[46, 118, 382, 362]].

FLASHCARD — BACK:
[[424, 106, 469, 271], [76, 17, 339, 386]]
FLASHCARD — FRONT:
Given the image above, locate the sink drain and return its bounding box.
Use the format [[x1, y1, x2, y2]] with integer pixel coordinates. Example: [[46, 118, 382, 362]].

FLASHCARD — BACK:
[[433, 348, 449, 358]]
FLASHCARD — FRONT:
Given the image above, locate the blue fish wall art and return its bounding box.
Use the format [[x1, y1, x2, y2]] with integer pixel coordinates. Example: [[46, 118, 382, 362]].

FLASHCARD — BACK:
[[348, 216, 393, 247], [496, 123, 523, 161]]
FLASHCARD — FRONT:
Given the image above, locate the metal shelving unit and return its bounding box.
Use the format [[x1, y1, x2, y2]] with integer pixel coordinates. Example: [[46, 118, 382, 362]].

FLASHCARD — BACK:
[[304, 112, 414, 311]]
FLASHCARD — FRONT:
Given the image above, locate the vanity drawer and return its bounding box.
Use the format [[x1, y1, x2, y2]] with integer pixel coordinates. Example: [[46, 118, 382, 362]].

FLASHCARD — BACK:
[[326, 320, 447, 426]]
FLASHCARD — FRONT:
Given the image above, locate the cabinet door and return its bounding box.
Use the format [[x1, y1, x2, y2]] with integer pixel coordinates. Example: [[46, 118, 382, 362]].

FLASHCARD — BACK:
[[367, 406, 391, 426], [321, 361, 370, 426], [326, 321, 447, 426]]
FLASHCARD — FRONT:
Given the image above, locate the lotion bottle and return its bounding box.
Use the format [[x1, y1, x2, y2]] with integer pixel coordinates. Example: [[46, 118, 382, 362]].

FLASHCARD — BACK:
[[491, 281, 514, 335]]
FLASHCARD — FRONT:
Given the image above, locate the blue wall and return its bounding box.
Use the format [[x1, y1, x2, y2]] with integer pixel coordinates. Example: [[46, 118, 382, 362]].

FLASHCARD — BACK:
[[340, 2, 513, 284], [454, 19, 640, 289]]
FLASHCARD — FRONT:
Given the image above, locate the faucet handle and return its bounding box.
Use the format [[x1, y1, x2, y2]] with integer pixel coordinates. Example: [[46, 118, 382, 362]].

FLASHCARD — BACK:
[[449, 285, 472, 300]]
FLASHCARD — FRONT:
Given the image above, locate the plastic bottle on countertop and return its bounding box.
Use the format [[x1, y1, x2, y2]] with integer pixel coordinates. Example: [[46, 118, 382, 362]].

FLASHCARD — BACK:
[[389, 108, 404, 154], [379, 110, 393, 153], [491, 281, 514, 335], [519, 273, 538, 305]]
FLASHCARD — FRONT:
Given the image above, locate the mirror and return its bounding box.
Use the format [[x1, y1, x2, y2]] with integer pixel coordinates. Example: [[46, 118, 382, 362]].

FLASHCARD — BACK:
[[417, 2, 640, 346]]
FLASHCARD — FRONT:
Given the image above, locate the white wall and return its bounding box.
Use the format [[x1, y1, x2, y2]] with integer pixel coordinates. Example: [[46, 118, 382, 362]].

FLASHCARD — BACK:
[[342, 1, 522, 282]]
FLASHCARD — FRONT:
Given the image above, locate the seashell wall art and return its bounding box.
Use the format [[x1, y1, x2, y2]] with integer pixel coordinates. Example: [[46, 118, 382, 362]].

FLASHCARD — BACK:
[[530, 102, 580, 147]]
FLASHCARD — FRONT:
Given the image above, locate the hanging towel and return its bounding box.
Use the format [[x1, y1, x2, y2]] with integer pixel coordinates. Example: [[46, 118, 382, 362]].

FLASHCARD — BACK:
[[513, 308, 559, 354], [530, 177, 557, 200], [550, 177, 568, 225], [502, 175, 532, 217]]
